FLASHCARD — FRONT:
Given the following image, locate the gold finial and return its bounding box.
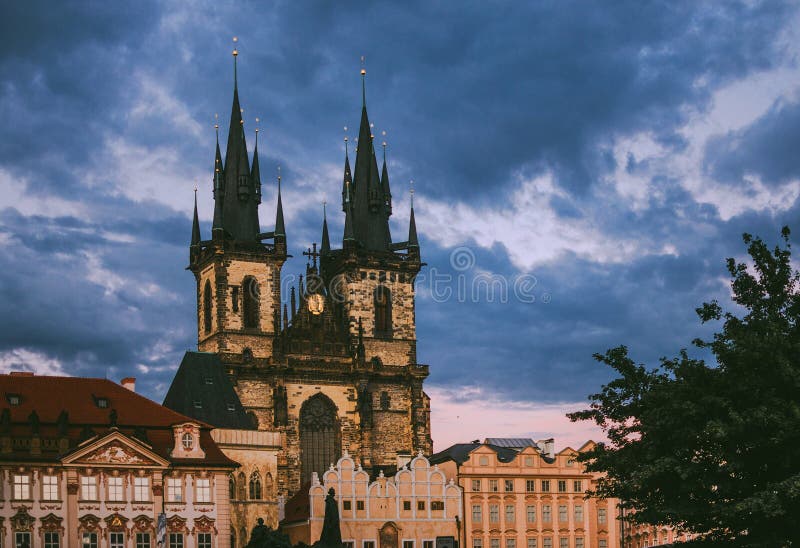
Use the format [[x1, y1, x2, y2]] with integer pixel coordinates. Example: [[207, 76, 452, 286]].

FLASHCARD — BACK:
[[360, 55, 366, 76], [381, 130, 387, 149], [232, 36, 239, 56], [240, 108, 244, 125]]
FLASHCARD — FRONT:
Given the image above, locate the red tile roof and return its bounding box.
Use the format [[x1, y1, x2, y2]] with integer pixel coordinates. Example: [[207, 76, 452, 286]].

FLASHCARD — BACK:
[[0, 373, 236, 468]]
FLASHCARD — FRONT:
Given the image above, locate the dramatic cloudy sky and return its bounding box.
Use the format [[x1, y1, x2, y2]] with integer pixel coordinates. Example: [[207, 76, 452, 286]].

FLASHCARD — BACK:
[[2, 1, 800, 450]]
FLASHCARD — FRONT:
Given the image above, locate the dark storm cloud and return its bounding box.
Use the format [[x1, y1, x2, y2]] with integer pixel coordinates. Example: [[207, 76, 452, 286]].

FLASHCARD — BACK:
[[704, 99, 800, 188], [1, 0, 799, 409]]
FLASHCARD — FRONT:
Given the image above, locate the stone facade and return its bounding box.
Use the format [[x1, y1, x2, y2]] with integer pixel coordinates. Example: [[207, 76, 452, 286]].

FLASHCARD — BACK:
[[282, 453, 462, 548]]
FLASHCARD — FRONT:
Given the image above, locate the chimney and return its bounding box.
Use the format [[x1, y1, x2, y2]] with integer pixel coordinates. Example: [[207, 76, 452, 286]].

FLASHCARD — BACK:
[[121, 377, 136, 392]]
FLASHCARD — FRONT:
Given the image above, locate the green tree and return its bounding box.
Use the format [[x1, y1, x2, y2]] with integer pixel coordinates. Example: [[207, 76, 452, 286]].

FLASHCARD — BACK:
[[569, 228, 800, 547]]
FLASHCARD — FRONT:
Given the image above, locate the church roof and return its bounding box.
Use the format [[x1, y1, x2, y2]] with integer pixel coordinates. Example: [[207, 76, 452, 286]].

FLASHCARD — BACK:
[[429, 442, 520, 465], [163, 351, 253, 430]]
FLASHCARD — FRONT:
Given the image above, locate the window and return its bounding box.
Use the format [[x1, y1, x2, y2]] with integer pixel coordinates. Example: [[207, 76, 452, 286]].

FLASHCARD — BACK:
[[559, 539, 568, 548], [232, 286, 240, 313], [507, 540, 515, 548], [229, 475, 236, 500], [249, 472, 262, 500], [344, 543, 355, 548], [7, 393, 20, 405], [567, 458, 575, 467], [167, 477, 183, 502], [524, 456, 534, 466], [193, 400, 203, 409], [82, 533, 98, 548], [403, 500, 411, 511], [542, 504, 552, 523], [526, 480, 535, 492], [196, 478, 211, 503], [557, 480, 567, 493], [424, 541, 434, 548], [575, 539, 584, 548], [526, 505, 536, 523], [365, 542, 376, 548], [479, 456, 489, 466], [81, 475, 98, 500], [491, 540, 500, 548], [356, 500, 365, 511], [96, 397, 108, 408], [527, 540, 537, 548], [472, 479, 482, 491], [489, 504, 499, 523], [45, 531, 60, 548], [380, 391, 390, 410], [504, 479, 514, 492], [13, 474, 30, 500], [541, 480, 550, 492], [227, 402, 235, 411], [16, 532, 32, 547], [169, 533, 184, 548], [505, 505, 515, 522], [242, 277, 259, 329], [42, 474, 59, 500], [473, 540, 483, 548], [403, 541, 414, 548], [432, 500, 444, 511], [575, 505, 583, 522], [573, 480, 582, 492], [204, 280, 213, 332], [108, 476, 124, 502], [134, 477, 149, 501], [198, 533, 212, 548], [136, 533, 151, 548], [110, 532, 125, 548], [558, 505, 567, 522], [543, 539, 552, 548], [418, 500, 426, 511], [182, 433, 194, 450], [598, 508, 607, 524], [343, 500, 352, 510], [374, 286, 392, 335], [472, 504, 482, 522], [299, 394, 341, 484], [489, 479, 499, 492], [598, 541, 607, 548]]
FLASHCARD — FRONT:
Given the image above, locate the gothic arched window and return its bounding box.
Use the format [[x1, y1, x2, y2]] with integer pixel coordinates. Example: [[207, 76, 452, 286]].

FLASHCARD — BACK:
[[237, 471, 246, 500], [203, 280, 213, 333], [249, 472, 262, 500], [300, 394, 341, 483], [374, 285, 392, 336], [242, 277, 259, 329], [228, 475, 236, 500], [380, 391, 390, 410]]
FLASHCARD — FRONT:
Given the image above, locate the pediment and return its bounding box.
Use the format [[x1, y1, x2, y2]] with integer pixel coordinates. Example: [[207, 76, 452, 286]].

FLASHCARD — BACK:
[[63, 431, 169, 468]]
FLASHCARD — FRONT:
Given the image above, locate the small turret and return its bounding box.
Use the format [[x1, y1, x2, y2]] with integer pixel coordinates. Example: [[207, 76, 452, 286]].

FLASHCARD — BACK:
[[321, 202, 331, 255], [190, 189, 201, 263]]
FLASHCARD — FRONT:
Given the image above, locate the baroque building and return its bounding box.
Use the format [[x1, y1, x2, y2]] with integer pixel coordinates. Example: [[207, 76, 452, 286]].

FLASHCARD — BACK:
[[165, 48, 432, 528], [0, 372, 236, 548]]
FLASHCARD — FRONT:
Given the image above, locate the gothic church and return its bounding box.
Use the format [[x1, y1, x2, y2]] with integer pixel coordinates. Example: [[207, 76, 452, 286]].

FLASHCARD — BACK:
[[164, 50, 432, 510]]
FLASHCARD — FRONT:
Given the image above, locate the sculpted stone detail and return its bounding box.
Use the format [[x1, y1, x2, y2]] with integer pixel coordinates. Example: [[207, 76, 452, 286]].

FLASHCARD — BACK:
[[84, 442, 151, 465]]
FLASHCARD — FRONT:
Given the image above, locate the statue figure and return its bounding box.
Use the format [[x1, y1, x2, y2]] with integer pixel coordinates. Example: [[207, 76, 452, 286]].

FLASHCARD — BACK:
[[246, 517, 269, 547], [317, 487, 343, 548]]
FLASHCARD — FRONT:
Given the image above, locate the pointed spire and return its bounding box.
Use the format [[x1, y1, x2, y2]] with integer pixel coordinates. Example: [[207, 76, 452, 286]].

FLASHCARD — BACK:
[[283, 303, 289, 329], [252, 120, 262, 205], [341, 130, 352, 212], [381, 133, 392, 217], [232, 37, 239, 89], [290, 286, 297, 320], [275, 167, 286, 237], [343, 180, 355, 245], [212, 116, 225, 239], [408, 181, 419, 250], [191, 188, 201, 247], [321, 202, 331, 254], [361, 56, 367, 107]]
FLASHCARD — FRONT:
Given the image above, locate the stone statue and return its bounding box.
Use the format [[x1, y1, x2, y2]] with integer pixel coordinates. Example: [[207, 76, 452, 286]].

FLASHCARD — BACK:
[[317, 487, 343, 548], [246, 517, 269, 547]]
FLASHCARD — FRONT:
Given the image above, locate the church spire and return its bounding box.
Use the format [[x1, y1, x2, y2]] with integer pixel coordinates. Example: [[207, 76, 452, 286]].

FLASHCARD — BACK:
[[212, 119, 225, 239], [381, 135, 392, 217], [341, 132, 352, 212], [275, 167, 286, 237], [321, 202, 331, 254], [191, 188, 201, 247], [408, 182, 419, 252], [252, 122, 262, 205], [343, 180, 355, 246]]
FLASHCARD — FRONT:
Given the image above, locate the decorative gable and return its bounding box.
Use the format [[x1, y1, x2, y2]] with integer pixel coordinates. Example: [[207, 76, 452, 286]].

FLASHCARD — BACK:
[[170, 422, 205, 459], [63, 431, 169, 468]]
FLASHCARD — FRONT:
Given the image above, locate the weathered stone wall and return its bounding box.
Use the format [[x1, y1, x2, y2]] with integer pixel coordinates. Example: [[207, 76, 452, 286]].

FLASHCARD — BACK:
[[343, 268, 417, 343]]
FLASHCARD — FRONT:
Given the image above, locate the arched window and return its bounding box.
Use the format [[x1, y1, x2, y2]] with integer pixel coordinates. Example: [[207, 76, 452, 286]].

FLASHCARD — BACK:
[[242, 277, 259, 329], [300, 394, 341, 483], [374, 286, 392, 336], [203, 280, 213, 333], [380, 391, 390, 410], [249, 472, 262, 500], [237, 471, 246, 500], [229, 475, 236, 500]]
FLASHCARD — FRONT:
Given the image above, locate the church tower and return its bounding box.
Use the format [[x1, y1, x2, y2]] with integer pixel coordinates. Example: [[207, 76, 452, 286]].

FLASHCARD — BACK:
[[178, 51, 430, 504]]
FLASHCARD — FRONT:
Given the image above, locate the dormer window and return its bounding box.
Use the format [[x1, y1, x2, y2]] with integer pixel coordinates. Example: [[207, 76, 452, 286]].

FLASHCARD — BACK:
[[227, 403, 236, 411], [6, 393, 21, 406], [182, 433, 194, 450], [193, 400, 202, 409], [204, 377, 213, 385], [94, 396, 109, 409]]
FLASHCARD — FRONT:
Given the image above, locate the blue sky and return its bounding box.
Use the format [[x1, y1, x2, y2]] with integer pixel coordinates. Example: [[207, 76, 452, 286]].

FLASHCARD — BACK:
[[2, 1, 799, 449]]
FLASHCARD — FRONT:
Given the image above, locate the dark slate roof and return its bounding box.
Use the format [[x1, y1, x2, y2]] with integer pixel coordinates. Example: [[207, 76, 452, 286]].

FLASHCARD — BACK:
[[485, 438, 537, 449], [429, 442, 520, 465], [163, 352, 253, 430]]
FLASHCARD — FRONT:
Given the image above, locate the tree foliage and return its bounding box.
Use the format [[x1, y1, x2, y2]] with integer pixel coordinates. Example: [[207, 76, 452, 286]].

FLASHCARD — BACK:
[[569, 228, 800, 546]]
